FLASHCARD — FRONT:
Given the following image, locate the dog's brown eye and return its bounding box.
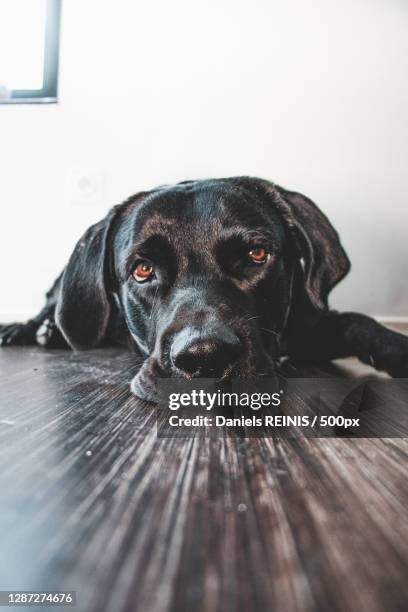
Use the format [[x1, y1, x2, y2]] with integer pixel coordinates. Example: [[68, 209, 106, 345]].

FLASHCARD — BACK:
[[133, 262, 154, 282], [248, 247, 267, 264]]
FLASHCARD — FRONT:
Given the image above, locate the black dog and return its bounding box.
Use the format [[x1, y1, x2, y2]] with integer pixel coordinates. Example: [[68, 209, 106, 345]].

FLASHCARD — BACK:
[[1, 177, 407, 400]]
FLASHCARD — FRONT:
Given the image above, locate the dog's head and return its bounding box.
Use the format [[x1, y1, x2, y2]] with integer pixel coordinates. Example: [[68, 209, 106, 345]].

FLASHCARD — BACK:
[[56, 177, 349, 400]]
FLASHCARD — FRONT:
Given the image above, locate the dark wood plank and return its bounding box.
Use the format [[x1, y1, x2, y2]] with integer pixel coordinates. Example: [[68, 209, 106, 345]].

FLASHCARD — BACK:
[[0, 343, 407, 612]]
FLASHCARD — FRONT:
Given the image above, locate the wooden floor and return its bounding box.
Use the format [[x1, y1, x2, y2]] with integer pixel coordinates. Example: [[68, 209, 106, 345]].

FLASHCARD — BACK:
[[0, 342, 407, 612]]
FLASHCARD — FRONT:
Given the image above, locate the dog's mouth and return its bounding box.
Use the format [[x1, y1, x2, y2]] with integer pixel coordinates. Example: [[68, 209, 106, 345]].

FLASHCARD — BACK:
[[130, 319, 281, 402], [130, 352, 278, 403]]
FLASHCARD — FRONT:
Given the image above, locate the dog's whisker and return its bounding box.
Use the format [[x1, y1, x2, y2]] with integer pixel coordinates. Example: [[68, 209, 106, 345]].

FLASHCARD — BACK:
[[260, 327, 279, 337]]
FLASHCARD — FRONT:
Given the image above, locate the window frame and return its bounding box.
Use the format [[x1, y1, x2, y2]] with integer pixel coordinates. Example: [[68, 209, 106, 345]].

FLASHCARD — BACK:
[[1, 0, 62, 104]]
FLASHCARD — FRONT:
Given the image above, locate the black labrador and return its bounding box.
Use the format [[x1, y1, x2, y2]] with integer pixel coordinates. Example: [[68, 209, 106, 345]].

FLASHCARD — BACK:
[[1, 177, 407, 401]]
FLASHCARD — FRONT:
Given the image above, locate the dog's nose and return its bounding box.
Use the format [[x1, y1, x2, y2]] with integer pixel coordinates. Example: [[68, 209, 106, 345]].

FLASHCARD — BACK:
[[171, 330, 242, 377]]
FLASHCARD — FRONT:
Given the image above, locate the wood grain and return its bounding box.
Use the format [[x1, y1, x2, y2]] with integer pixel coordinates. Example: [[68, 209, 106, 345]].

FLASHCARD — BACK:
[[0, 344, 407, 612]]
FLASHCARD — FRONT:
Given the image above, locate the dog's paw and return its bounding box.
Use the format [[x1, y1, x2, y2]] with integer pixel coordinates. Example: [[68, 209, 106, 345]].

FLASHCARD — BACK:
[[0, 322, 37, 346], [36, 318, 66, 348]]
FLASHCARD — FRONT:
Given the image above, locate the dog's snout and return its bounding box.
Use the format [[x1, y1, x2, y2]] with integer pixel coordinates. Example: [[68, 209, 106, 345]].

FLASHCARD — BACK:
[[171, 329, 242, 377]]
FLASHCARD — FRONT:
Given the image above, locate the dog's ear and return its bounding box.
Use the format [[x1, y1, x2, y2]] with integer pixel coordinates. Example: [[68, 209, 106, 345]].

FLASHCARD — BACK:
[[272, 184, 350, 310], [55, 209, 118, 350]]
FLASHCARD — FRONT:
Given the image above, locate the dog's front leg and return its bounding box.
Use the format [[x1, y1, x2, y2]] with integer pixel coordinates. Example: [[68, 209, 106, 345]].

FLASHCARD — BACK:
[[288, 312, 408, 377]]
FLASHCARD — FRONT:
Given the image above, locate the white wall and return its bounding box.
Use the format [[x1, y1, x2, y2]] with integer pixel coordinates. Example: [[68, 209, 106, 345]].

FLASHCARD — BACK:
[[1, 0, 407, 321]]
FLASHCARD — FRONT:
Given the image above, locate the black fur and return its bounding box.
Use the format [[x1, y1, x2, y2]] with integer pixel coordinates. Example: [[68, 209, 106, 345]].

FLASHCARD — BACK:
[[1, 177, 407, 400]]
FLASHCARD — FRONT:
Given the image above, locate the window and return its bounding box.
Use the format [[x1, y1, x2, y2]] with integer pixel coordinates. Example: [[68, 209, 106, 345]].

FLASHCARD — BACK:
[[0, 0, 61, 104]]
